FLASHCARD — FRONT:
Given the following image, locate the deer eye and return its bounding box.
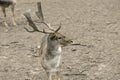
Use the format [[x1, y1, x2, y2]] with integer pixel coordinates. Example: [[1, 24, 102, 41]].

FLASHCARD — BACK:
[[58, 37, 62, 39]]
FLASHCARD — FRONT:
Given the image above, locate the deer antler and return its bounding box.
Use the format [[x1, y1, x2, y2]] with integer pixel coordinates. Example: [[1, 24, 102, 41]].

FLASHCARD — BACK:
[[24, 12, 50, 34], [36, 2, 61, 32], [24, 1, 61, 33], [55, 23, 61, 32], [35, 2, 44, 22]]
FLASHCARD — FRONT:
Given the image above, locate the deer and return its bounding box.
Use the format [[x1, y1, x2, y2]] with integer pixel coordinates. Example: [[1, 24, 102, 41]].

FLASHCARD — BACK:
[[0, 0, 17, 32], [24, 2, 73, 80]]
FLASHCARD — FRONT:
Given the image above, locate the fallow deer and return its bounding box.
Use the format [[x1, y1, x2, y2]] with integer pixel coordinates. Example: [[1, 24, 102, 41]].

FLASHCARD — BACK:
[[24, 2, 73, 80], [0, 0, 16, 31]]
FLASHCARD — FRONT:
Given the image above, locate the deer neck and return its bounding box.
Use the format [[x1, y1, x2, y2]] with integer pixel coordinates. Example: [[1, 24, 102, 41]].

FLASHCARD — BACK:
[[47, 40, 62, 55]]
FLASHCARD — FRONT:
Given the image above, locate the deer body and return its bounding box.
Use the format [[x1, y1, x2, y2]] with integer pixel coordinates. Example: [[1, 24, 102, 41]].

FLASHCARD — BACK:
[[38, 33, 72, 80], [0, 0, 16, 31], [0, 0, 16, 7], [41, 34, 62, 72]]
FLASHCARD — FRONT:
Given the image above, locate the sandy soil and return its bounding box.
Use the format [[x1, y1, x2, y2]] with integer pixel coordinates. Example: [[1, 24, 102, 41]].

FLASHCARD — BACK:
[[0, 0, 120, 80]]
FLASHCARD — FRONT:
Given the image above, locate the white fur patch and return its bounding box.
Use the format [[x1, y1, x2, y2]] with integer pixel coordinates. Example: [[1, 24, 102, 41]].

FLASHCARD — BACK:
[[58, 46, 62, 53]]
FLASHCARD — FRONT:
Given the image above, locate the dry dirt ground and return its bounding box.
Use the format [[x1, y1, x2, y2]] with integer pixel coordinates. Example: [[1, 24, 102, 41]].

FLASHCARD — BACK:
[[0, 0, 120, 80]]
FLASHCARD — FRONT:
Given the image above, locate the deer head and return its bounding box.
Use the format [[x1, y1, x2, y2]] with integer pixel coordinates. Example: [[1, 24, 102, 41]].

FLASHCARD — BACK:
[[24, 2, 73, 46]]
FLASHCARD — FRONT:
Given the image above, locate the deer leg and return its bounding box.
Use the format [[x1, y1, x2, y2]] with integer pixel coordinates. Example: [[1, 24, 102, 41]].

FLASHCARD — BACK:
[[46, 72, 52, 80], [11, 4, 16, 26], [56, 71, 61, 80], [2, 7, 9, 32]]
